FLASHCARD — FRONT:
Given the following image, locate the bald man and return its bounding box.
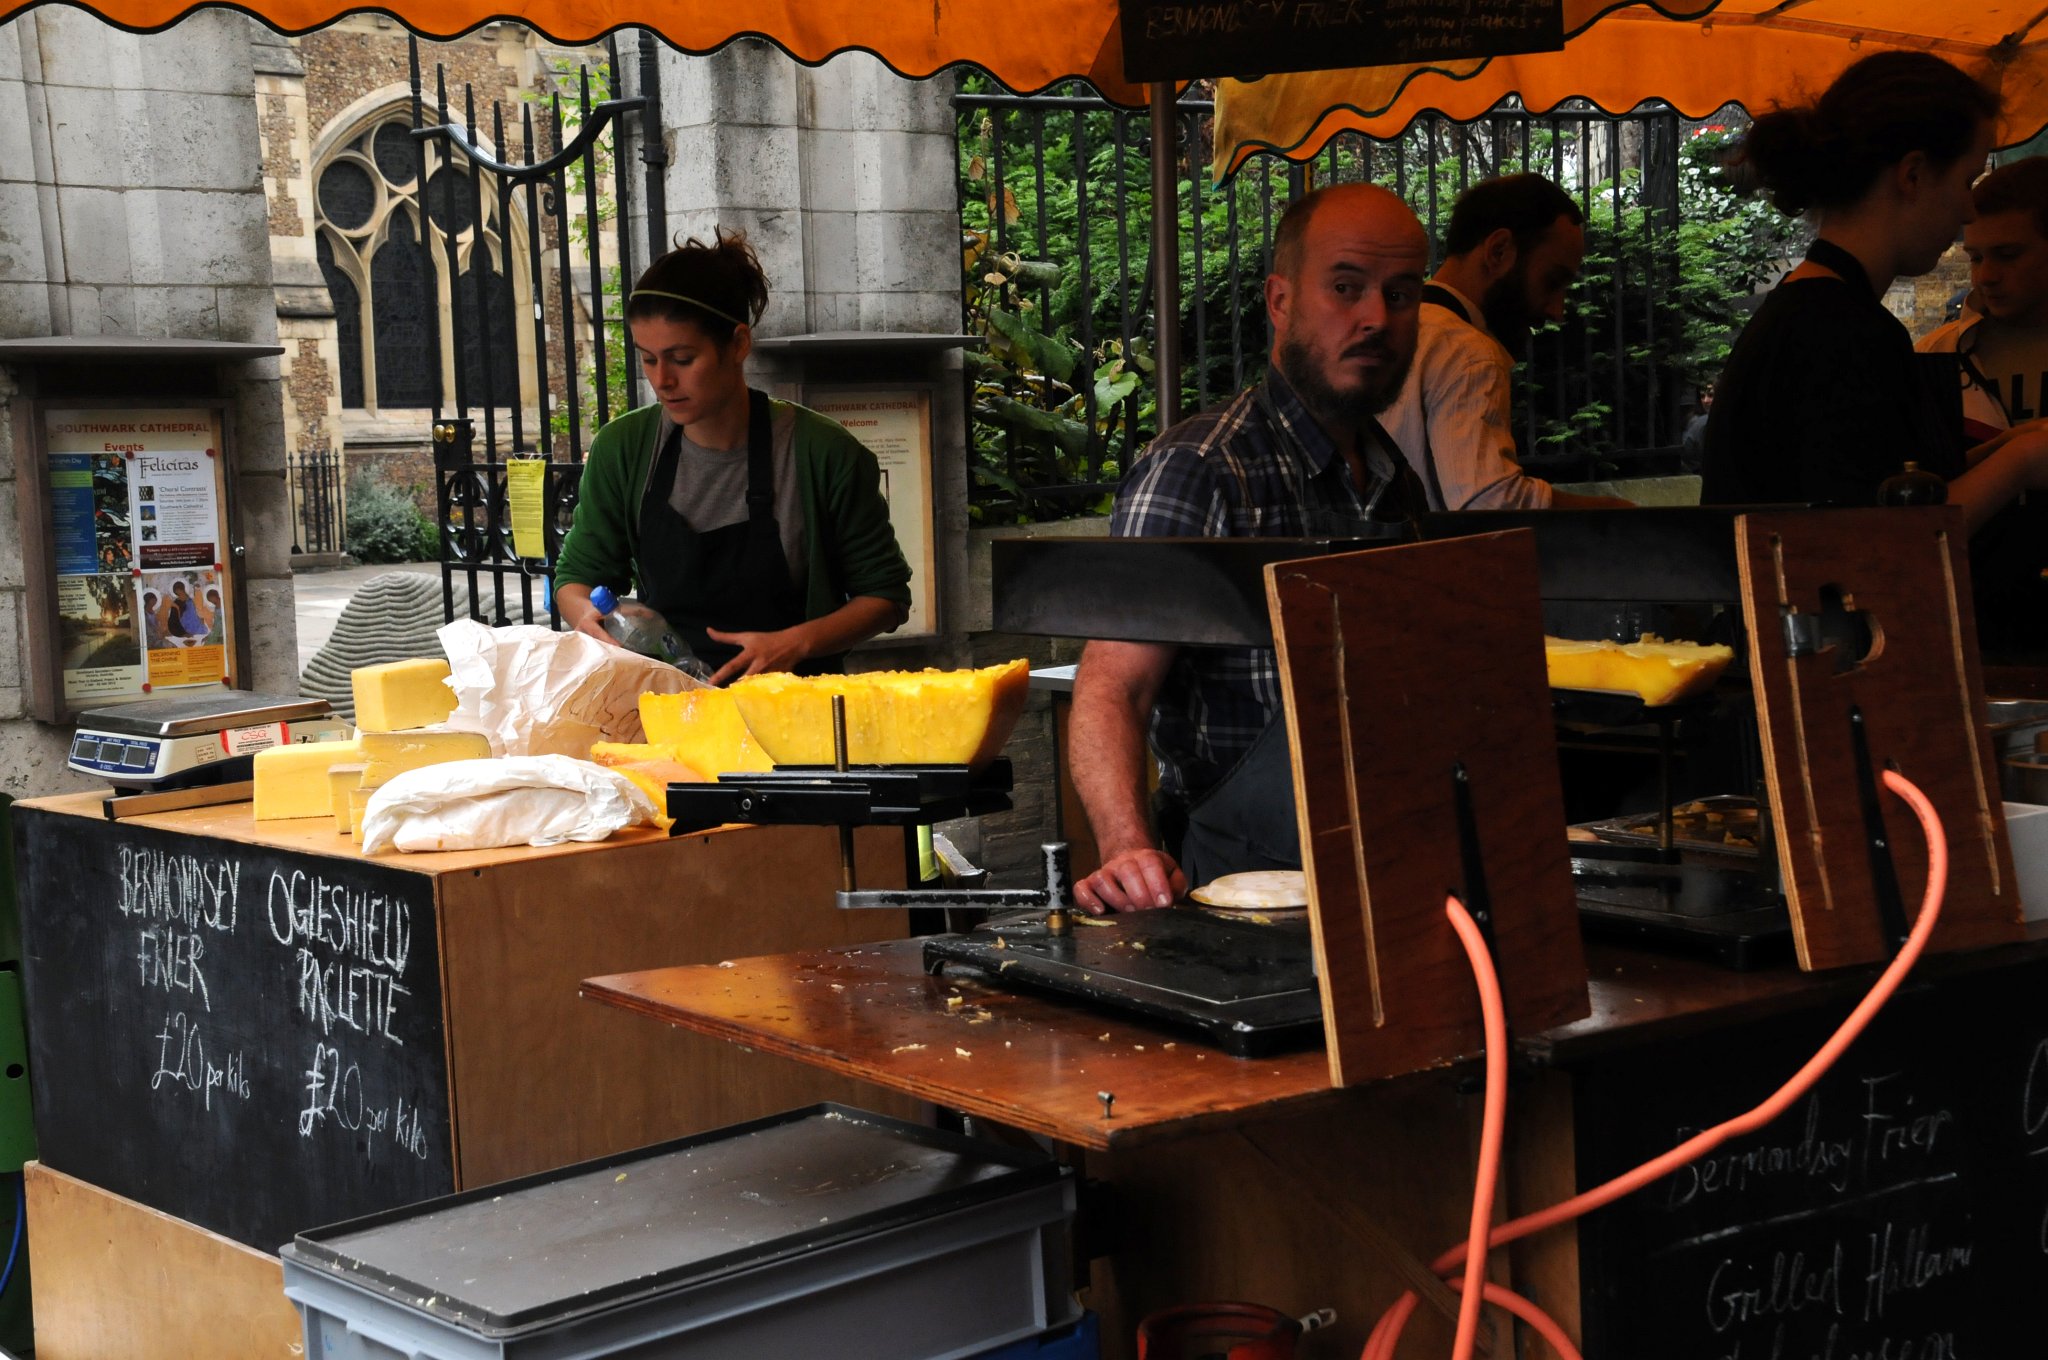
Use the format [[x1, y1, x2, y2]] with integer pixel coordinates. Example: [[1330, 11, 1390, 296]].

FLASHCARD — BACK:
[[1072, 184, 1431, 912]]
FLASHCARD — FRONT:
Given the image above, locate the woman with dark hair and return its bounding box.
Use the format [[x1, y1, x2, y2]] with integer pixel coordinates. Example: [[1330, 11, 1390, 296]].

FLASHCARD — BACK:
[[554, 229, 911, 682], [1702, 51, 2048, 530]]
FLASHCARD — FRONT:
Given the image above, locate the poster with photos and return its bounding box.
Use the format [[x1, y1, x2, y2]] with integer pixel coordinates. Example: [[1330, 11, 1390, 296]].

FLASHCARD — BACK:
[[44, 407, 230, 704]]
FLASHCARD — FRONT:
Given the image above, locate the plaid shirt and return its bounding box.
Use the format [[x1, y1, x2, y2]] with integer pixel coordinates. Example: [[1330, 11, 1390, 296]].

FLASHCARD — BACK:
[[1110, 367, 1422, 807]]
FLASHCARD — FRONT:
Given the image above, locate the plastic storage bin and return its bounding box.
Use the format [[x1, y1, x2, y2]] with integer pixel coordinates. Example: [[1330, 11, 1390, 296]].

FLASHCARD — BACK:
[[282, 1104, 1078, 1360], [973, 1312, 1100, 1359]]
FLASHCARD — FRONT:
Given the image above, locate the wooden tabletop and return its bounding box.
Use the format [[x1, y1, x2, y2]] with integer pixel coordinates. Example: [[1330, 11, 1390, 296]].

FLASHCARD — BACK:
[[584, 924, 2048, 1150], [583, 938, 1343, 1151]]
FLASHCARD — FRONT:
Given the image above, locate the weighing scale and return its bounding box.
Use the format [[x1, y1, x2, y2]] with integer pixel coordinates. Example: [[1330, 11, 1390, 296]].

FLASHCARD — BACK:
[[68, 693, 350, 791]]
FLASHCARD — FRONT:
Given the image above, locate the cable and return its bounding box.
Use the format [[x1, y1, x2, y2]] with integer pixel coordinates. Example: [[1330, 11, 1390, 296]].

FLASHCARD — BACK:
[[0, 1172, 24, 1300], [1365, 768, 1948, 1359], [1441, 897, 1508, 1360]]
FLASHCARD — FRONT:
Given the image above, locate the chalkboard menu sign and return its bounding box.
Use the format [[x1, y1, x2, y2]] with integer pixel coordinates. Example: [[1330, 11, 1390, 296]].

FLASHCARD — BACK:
[[14, 809, 453, 1250], [1575, 959, 2048, 1357], [1118, 0, 1564, 83]]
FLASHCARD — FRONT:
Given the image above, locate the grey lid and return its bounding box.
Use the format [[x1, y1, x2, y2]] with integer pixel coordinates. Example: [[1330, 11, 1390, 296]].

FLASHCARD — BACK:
[[77, 692, 332, 737], [285, 1104, 1066, 1336]]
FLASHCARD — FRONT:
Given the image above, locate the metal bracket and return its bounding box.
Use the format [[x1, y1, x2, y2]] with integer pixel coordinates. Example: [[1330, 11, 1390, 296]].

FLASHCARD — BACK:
[[1847, 706, 1912, 949]]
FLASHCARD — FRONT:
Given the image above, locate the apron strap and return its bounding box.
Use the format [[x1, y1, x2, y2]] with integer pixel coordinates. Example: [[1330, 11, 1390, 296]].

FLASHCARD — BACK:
[[1421, 282, 1471, 324]]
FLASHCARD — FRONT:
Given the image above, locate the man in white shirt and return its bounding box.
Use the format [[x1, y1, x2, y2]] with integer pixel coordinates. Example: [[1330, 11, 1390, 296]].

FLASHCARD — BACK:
[[1917, 155, 2048, 659], [1383, 173, 1626, 510]]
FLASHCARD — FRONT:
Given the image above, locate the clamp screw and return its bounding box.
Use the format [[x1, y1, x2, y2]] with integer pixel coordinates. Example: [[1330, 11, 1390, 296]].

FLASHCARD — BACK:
[[1097, 1091, 1115, 1119]]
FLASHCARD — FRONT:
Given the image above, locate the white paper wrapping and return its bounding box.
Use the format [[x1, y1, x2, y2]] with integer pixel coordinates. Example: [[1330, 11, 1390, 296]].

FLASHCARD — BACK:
[[436, 618, 701, 757], [358, 755, 660, 854]]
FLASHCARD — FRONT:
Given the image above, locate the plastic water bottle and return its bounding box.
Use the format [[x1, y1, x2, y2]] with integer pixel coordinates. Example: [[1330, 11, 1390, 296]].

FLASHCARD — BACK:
[[587, 586, 715, 681]]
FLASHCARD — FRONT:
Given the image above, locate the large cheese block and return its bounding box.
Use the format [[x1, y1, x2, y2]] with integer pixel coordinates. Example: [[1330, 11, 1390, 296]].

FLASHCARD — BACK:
[[351, 658, 458, 732], [359, 729, 493, 788], [1544, 635, 1734, 706], [637, 689, 771, 777], [252, 738, 364, 821], [728, 660, 1030, 768]]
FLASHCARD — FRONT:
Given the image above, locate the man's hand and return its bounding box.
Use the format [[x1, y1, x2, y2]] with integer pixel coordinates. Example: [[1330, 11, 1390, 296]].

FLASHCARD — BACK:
[[705, 625, 811, 685], [1074, 848, 1186, 915]]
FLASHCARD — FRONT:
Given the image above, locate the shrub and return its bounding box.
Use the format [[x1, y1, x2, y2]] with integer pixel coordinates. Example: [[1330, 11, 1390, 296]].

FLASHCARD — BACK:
[[346, 473, 435, 564]]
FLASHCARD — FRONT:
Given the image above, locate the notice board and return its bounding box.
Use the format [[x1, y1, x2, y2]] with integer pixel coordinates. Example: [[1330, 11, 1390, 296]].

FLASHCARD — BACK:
[[14, 809, 453, 1250], [1118, 0, 1564, 83], [804, 385, 939, 638], [1574, 958, 2048, 1358], [21, 399, 247, 718]]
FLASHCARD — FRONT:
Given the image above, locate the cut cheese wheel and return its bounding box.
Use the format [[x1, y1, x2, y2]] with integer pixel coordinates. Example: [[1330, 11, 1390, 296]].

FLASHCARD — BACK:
[[637, 689, 771, 777], [1188, 870, 1309, 910], [1543, 635, 1734, 706], [252, 738, 364, 821], [728, 660, 1029, 768]]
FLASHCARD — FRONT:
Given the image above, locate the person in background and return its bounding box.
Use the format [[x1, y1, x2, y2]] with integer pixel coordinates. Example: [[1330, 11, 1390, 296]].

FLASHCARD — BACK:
[[140, 589, 166, 650], [1680, 383, 1714, 474], [1916, 155, 2048, 657], [202, 586, 225, 644], [1701, 51, 2048, 534], [169, 579, 205, 640], [553, 229, 911, 684], [1070, 184, 1429, 913], [1382, 173, 1631, 510]]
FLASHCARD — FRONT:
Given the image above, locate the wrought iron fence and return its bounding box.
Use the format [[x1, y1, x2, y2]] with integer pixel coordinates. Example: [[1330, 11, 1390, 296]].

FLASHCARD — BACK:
[[957, 86, 1747, 522], [287, 447, 347, 556], [406, 33, 665, 623]]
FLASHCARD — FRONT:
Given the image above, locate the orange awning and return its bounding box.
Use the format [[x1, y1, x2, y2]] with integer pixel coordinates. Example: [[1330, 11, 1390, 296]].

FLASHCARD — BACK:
[[0, 0, 1153, 103], [1214, 2, 2048, 178]]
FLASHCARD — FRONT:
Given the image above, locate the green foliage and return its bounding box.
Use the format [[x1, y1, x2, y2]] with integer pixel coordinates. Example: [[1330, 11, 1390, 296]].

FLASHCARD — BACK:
[[346, 473, 437, 564]]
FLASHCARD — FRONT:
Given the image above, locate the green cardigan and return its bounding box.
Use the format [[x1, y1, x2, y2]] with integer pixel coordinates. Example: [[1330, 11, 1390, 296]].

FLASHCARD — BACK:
[[553, 401, 913, 622]]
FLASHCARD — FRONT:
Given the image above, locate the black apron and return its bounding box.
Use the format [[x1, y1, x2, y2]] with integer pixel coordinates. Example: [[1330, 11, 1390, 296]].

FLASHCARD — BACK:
[[634, 389, 840, 676]]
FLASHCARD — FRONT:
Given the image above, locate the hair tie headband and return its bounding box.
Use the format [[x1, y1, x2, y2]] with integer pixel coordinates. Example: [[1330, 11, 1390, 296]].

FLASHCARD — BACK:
[[629, 289, 748, 328]]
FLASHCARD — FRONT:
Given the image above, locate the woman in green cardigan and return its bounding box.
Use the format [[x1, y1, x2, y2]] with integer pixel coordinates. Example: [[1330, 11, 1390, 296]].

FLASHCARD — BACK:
[[553, 230, 911, 684]]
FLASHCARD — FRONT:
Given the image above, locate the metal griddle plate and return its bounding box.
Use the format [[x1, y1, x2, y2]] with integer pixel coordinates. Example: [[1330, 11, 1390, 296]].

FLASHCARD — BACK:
[[77, 691, 330, 738], [284, 1105, 1066, 1337], [922, 908, 1323, 1057]]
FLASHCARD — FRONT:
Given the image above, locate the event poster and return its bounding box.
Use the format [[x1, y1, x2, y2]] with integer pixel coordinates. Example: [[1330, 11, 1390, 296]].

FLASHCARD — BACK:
[[45, 408, 228, 703], [806, 388, 936, 636]]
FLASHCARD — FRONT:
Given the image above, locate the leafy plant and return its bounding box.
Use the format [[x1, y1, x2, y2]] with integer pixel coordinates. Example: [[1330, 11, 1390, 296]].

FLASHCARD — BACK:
[[347, 473, 437, 564]]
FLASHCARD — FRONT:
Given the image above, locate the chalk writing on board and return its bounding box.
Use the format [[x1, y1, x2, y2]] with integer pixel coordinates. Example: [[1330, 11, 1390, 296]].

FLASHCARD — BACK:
[[149, 1011, 251, 1111], [118, 845, 241, 930], [265, 868, 413, 974], [300, 1040, 433, 1161], [137, 924, 211, 1010]]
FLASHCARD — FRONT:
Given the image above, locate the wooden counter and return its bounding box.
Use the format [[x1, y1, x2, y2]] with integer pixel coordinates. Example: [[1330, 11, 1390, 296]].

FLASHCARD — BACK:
[[11, 792, 915, 1359], [586, 927, 2048, 1359]]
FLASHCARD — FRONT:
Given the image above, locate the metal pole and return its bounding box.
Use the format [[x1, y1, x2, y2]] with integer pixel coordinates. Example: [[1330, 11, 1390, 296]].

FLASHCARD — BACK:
[[1148, 81, 1184, 433]]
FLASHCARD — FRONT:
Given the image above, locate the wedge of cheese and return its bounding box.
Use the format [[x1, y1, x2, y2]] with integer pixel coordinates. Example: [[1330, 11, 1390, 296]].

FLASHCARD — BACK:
[[327, 762, 367, 835], [358, 729, 493, 788], [637, 689, 771, 777], [1543, 635, 1734, 706], [252, 738, 364, 821], [729, 660, 1030, 768], [587, 749, 705, 830], [352, 658, 458, 732]]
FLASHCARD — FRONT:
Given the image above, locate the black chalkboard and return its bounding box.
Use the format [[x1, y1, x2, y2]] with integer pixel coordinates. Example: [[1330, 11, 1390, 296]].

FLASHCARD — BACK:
[[13, 808, 453, 1251], [1574, 959, 2048, 1358], [1117, 0, 1564, 83]]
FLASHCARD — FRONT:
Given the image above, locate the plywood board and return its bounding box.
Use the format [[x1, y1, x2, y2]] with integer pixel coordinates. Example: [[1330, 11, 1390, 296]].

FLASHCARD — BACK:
[[442, 823, 922, 1187], [24, 1162, 303, 1360], [1266, 530, 1589, 1086], [1737, 509, 2022, 970]]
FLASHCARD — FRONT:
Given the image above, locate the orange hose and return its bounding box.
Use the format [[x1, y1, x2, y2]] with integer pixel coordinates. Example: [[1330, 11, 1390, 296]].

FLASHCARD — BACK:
[[1364, 768, 1948, 1359], [1441, 898, 1509, 1360]]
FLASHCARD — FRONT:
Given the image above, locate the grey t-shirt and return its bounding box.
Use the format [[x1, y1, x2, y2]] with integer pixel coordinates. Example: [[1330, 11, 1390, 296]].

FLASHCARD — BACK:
[[646, 404, 807, 590]]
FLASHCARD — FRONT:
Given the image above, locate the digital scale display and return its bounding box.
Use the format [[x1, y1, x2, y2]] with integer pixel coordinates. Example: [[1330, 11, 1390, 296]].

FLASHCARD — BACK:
[[68, 733, 160, 776]]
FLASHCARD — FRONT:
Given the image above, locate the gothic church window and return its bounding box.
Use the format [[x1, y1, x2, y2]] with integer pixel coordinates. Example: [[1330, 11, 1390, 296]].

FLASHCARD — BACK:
[[313, 112, 532, 415]]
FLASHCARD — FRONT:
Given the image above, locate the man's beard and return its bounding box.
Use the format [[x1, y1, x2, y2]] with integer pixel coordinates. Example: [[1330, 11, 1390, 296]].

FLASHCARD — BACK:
[[1480, 267, 1536, 354], [1278, 334, 1414, 427]]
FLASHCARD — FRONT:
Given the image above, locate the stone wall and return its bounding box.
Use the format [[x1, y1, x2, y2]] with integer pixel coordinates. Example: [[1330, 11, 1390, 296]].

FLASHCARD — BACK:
[[0, 9, 298, 797]]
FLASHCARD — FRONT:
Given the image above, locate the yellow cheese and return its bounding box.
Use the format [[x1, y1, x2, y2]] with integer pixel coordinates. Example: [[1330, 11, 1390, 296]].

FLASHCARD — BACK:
[[359, 730, 493, 788], [351, 658, 458, 732], [728, 660, 1030, 768], [327, 762, 367, 835], [637, 689, 771, 777], [1543, 635, 1734, 706], [252, 738, 364, 821], [348, 784, 373, 836]]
